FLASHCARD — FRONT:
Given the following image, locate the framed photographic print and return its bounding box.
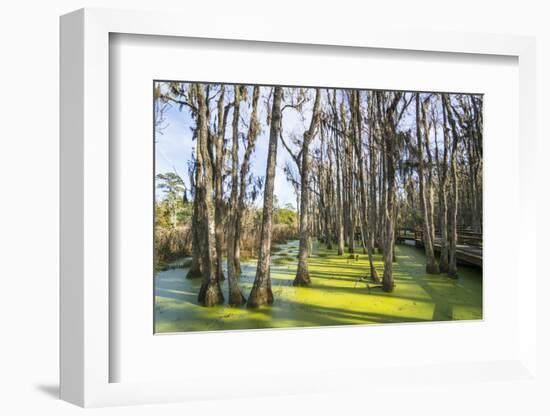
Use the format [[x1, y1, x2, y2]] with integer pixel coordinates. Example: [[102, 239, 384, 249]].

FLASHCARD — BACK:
[[152, 80, 483, 334], [60, 7, 538, 408]]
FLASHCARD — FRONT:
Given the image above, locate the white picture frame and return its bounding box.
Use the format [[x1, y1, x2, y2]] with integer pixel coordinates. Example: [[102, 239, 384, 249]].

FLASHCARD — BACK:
[[60, 7, 537, 408]]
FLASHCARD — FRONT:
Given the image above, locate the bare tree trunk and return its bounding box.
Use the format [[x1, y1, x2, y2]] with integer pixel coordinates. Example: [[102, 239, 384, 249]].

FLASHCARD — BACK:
[[334, 132, 345, 255], [443, 94, 459, 278], [438, 95, 450, 273], [226, 86, 246, 305], [347, 144, 356, 254], [422, 99, 436, 247], [186, 188, 202, 279], [294, 89, 322, 286], [379, 137, 387, 255], [351, 90, 379, 281], [348, 181, 356, 253], [247, 87, 283, 307], [340, 103, 355, 254], [379, 92, 402, 292], [382, 140, 396, 292], [415, 93, 439, 274], [329, 90, 345, 256], [235, 86, 261, 275], [214, 85, 228, 282], [463, 99, 481, 232], [320, 124, 333, 249], [196, 84, 224, 306], [367, 95, 379, 254]]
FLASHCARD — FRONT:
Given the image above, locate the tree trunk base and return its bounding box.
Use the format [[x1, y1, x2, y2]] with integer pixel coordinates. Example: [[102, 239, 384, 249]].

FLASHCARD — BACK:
[[234, 260, 241, 275], [186, 266, 202, 279], [198, 281, 224, 306], [293, 277, 311, 286], [228, 289, 246, 306], [247, 285, 274, 308], [293, 269, 311, 286], [426, 263, 440, 274], [447, 271, 458, 279], [382, 280, 395, 292]]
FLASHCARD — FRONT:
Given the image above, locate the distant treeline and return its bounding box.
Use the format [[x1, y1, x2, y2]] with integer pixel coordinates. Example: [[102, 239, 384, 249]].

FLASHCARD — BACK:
[[155, 192, 298, 270]]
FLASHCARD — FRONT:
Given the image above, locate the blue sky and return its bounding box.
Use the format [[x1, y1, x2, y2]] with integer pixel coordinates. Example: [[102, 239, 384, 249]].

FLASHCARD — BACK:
[[155, 84, 305, 208]]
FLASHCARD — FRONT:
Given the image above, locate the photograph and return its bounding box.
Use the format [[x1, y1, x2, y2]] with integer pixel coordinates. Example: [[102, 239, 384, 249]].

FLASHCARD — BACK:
[[1, 0, 544, 412], [153, 81, 483, 333]]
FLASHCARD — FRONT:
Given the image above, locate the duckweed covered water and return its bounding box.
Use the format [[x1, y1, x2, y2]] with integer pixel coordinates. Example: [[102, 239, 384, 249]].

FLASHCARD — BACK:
[[154, 240, 482, 333]]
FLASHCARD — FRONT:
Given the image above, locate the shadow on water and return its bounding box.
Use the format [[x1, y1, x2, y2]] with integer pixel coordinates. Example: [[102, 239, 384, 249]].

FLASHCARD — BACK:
[[155, 240, 482, 333]]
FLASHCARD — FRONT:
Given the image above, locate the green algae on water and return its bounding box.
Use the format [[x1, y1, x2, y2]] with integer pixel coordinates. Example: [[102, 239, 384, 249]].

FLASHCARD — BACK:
[[154, 240, 482, 333]]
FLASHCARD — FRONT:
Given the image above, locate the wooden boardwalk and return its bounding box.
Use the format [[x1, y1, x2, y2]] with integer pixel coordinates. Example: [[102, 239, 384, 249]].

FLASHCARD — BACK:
[[396, 228, 482, 267]]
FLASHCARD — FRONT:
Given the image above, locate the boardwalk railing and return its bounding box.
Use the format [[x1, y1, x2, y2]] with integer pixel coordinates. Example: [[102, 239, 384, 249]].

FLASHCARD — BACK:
[[396, 227, 483, 267]]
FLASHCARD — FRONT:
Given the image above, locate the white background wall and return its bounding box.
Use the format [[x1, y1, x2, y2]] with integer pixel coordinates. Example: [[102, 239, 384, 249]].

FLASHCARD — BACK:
[[0, 1, 548, 415]]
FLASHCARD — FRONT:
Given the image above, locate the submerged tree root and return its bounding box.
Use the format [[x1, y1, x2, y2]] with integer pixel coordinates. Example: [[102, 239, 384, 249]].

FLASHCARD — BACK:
[[228, 290, 246, 306], [247, 286, 273, 308], [198, 281, 224, 306], [426, 263, 440, 274], [381, 276, 396, 292], [293, 271, 311, 286]]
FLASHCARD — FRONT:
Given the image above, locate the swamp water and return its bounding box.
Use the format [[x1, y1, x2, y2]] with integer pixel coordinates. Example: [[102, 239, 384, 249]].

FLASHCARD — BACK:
[[154, 240, 482, 333]]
